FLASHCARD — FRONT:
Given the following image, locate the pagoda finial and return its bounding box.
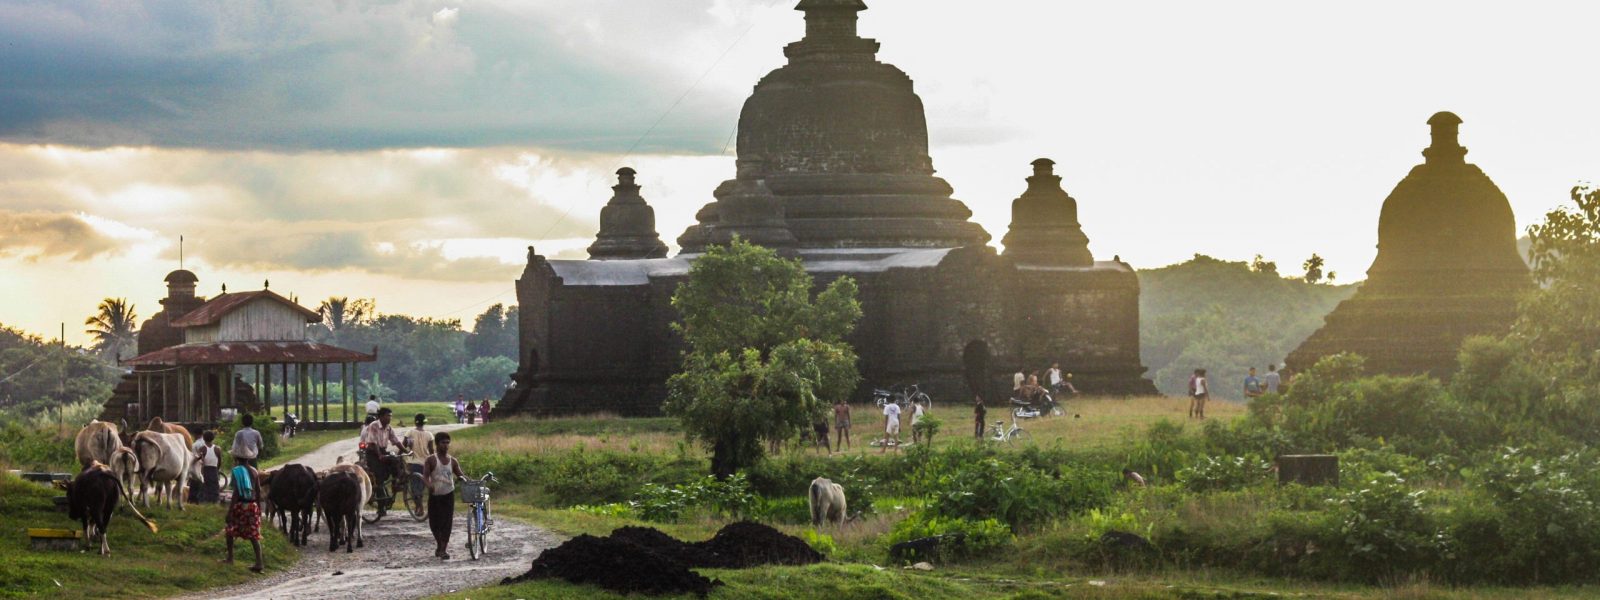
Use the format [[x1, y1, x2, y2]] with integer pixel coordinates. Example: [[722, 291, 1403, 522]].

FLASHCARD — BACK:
[[788, 0, 875, 58], [1423, 111, 1467, 164]]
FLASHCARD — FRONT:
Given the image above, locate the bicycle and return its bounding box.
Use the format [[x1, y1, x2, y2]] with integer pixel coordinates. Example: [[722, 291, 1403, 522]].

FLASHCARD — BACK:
[[988, 402, 1030, 442], [462, 472, 497, 560], [358, 446, 425, 524]]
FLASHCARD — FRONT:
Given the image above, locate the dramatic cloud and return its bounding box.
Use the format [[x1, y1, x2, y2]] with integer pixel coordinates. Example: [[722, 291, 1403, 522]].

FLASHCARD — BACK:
[[0, 210, 120, 260], [0, 0, 781, 153], [0, 143, 729, 281]]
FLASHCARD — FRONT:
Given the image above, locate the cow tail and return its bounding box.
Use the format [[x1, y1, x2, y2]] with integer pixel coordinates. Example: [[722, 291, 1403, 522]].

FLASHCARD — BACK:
[[101, 428, 118, 461], [114, 477, 160, 533], [808, 480, 822, 526]]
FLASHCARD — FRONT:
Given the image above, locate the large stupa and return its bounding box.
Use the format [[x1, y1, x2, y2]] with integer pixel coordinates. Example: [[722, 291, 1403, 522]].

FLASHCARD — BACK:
[[1287, 112, 1532, 378], [500, 1, 1155, 416]]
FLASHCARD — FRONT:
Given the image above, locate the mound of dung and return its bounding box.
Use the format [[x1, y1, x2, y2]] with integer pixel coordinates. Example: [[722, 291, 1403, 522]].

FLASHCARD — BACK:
[[502, 534, 718, 597], [609, 526, 716, 564], [693, 521, 823, 568]]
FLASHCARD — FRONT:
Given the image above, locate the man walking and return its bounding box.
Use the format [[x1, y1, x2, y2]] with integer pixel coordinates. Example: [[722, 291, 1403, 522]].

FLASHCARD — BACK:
[[230, 414, 264, 469], [222, 455, 264, 573], [881, 399, 902, 452], [1047, 362, 1064, 394], [1263, 364, 1283, 394], [405, 413, 436, 501], [1244, 367, 1264, 399], [365, 395, 381, 425], [191, 430, 221, 503], [423, 432, 466, 560]]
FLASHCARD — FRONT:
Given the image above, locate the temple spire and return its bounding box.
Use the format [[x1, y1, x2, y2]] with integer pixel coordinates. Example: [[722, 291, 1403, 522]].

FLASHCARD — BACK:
[[1423, 111, 1467, 164], [786, 0, 877, 60], [588, 167, 669, 260]]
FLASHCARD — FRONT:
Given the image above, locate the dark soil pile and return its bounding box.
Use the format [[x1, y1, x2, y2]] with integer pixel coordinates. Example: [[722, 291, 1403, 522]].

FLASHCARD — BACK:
[[692, 521, 824, 568], [503, 522, 820, 596], [501, 533, 718, 597]]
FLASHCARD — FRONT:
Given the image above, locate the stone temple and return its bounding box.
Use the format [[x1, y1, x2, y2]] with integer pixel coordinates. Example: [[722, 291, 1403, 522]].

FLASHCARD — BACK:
[[499, 0, 1156, 416], [1287, 112, 1531, 378]]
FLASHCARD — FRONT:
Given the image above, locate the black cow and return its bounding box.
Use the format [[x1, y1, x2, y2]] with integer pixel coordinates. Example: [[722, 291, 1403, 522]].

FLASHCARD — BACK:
[[65, 463, 156, 555], [318, 471, 362, 553], [268, 464, 319, 547]]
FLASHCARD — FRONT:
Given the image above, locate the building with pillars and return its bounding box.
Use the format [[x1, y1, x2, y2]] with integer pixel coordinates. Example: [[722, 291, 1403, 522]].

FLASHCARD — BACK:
[[499, 0, 1155, 416]]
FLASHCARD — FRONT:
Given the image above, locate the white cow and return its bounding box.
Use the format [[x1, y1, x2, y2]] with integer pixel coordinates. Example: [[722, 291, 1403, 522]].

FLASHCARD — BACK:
[[808, 477, 847, 527], [74, 420, 123, 469], [107, 447, 141, 499], [131, 431, 192, 510]]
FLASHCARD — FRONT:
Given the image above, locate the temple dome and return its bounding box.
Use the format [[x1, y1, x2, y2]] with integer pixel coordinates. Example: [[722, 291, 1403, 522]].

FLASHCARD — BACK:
[[1369, 112, 1525, 276], [679, 0, 988, 251]]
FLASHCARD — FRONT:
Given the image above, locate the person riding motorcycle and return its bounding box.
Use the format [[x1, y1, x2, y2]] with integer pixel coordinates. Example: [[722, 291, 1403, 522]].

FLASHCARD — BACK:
[[360, 407, 408, 512], [1016, 374, 1048, 407]]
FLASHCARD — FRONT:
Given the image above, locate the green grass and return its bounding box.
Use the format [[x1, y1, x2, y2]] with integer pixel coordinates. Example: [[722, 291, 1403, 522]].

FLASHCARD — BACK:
[[0, 472, 297, 598]]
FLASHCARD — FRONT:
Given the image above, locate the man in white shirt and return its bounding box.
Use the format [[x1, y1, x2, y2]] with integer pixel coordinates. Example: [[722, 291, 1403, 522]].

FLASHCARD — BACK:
[[361, 408, 407, 510], [404, 413, 436, 500], [191, 430, 221, 503], [1013, 369, 1025, 391], [881, 401, 902, 452], [1263, 364, 1283, 394], [365, 395, 381, 425], [1047, 363, 1064, 393]]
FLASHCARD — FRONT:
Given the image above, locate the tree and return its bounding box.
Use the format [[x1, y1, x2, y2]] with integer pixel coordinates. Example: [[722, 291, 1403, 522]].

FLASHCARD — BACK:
[[1250, 254, 1278, 275], [1302, 253, 1326, 284], [663, 238, 862, 478], [83, 298, 137, 361], [465, 304, 518, 360], [318, 297, 374, 333], [1517, 184, 1600, 380]]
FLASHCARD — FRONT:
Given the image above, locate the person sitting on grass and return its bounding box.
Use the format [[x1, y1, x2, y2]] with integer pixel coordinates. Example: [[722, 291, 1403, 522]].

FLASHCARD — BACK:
[[223, 455, 264, 573]]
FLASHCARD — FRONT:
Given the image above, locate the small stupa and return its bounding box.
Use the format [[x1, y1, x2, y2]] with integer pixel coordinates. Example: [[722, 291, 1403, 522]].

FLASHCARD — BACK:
[[1002, 159, 1094, 266], [587, 167, 669, 260], [1287, 112, 1531, 378]]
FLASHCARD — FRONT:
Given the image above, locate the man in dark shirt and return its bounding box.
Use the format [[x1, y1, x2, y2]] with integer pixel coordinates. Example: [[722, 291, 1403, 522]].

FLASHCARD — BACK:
[[973, 396, 987, 440]]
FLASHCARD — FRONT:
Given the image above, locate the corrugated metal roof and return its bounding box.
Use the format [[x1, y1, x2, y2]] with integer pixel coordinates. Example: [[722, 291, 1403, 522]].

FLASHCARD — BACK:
[[170, 290, 322, 327], [122, 341, 375, 366]]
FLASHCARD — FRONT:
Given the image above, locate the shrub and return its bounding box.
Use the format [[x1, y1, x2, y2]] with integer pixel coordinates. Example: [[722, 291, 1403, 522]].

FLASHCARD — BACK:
[[631, 474, 757, 523], [1177, 455, 1271, 493], [800, 529, 837, 555], [884, 511, 1012, 561], [920, 455, 1112, 530], [1324, 473, 1439, 582]]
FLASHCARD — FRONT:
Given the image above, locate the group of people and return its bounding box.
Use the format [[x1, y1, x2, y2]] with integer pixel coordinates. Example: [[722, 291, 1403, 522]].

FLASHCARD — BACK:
[[451, 395, 493, 424], [1013, 362, 1081, 399], [359, 407, 467, 559], [1186, 364, 1291, 419]]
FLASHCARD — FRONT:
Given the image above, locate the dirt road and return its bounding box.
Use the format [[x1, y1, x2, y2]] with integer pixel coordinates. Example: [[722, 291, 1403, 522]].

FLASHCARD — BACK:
[[181, 425, 560, 600]]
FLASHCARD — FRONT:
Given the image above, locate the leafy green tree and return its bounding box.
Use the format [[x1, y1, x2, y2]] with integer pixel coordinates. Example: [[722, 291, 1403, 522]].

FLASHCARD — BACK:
[[439, 356, 517, 401], [663, 238, 862, 478], [0, 324, 117, 415], [465, 303, 518, 360], [316, 296, 373, 334], [333, 314, 468, 401], [1302, 253, 1326, 284], [83, 298, 137, 361]]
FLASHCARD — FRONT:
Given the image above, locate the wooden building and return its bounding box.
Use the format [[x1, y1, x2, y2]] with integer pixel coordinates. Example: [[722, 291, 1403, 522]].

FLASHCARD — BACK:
[[112, 280, 376, 429]]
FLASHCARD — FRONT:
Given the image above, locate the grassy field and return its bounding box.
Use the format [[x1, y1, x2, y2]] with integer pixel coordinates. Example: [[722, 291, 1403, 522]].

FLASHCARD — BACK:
[[0, 473, 297, 598]]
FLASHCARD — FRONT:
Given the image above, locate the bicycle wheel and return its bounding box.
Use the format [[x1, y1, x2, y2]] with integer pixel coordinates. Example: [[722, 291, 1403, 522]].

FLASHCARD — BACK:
[[1009, 428, 1029, 442], [476, 501, 489, 558], [467, 507, 481, 560], [404, 474, 427, 521]]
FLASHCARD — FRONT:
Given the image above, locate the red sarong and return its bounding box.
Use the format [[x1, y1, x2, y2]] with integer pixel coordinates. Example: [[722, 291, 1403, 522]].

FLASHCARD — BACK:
[[226, 501, 262, 541]]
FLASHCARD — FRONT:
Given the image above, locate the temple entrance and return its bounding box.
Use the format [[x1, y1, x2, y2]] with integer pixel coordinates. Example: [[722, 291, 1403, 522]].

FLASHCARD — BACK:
[[962, 340, 991, 402]]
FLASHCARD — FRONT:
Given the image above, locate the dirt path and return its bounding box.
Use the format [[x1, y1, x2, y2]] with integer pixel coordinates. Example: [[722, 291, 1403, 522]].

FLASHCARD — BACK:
[[180, 424, 561, 600]]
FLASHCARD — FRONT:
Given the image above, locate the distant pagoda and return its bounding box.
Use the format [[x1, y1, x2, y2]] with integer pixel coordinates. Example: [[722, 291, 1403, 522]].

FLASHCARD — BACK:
[[1287, 112, 1532, 378]]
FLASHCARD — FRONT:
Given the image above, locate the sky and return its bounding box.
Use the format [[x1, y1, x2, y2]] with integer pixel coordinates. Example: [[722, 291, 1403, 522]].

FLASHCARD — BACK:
[[2, 0, 1597, 346]]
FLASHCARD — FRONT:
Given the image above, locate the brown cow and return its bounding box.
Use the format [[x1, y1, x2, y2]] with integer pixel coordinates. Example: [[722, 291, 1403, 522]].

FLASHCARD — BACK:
[[74, 420, 123, 469], [146, 417, 194, 448]]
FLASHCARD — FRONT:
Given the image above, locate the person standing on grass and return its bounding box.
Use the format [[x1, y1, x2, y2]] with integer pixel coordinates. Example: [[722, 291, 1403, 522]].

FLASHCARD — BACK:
[[833, 399, 852, 450], [464, 401, 477, 424], [191, 430, 221, 503], [1244, 367, 1264, 399], [223, 455, 264, 573], [909, 399, 927, 444], [1047, 362, 1064, 394], [1192, 369, 1210, 420], [230, 413, 263, 469], [423, 432, 466, 560], [453, 395, 466, 424], [1187, 370, 1200, 418], [1263, 364, 1282, 394], [973, 396, 987, 440], [812, 416, 831, 454], [881, 399, 902, 452], [479, 399, 492, 424]]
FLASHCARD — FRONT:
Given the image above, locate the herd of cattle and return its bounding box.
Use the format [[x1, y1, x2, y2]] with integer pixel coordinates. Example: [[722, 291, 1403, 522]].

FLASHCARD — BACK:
[[63, 419, 377, 555]]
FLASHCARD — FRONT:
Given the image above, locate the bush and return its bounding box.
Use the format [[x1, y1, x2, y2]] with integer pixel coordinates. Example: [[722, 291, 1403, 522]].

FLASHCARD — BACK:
[[884, 511, 1012, 562], [0, 422, 77, 471], [631, 474, 757, 523], [920, 455, 1112, 531], [1177, 455, 1271, 493], [1323, 472, 1439, 582]]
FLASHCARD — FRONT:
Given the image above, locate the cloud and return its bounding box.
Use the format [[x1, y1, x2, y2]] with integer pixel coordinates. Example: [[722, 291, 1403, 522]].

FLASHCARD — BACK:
[[0, 210, 121, 260], [0, 0, 765, 153], [0, 143, 731, 282]]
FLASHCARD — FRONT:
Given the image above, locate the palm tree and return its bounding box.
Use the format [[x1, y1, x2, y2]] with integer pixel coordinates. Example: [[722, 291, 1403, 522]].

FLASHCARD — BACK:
[[318, 297, 373, 332], [85, 298, 138, 361]]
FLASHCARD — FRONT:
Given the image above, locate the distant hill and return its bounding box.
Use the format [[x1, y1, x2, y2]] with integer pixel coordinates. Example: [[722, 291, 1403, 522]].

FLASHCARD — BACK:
[[1137, 255, 1357, 399]]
